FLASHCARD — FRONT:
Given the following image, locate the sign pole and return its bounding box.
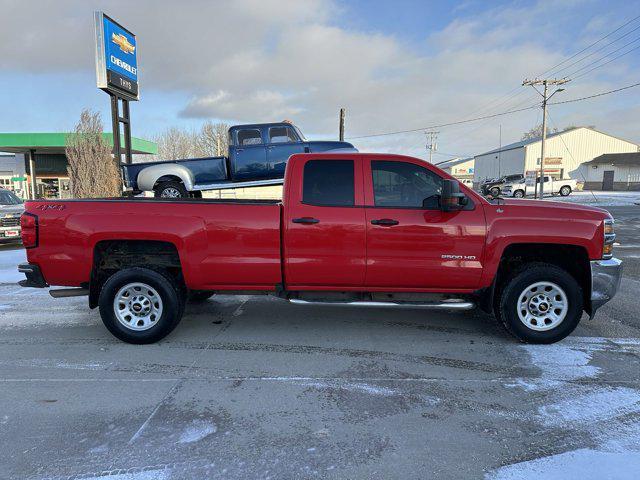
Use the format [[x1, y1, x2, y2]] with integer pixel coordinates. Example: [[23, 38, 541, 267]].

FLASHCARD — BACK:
[[95, 11, 138, 168]]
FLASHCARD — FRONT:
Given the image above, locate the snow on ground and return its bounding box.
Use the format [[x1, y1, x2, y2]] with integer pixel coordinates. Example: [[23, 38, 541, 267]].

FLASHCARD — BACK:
[[488, 337, 640, 479], [544, 191, 640, 207], [0, 246, 25, 284]]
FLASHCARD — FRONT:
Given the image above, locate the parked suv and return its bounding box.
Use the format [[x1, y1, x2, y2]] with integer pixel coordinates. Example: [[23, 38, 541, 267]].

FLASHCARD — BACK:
[[480, 174, 525, 197], [0, 189, 24, 242]]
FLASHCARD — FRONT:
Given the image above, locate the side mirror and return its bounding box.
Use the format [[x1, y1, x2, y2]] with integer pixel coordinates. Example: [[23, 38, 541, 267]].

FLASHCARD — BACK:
[[440, 179, 467, 212]]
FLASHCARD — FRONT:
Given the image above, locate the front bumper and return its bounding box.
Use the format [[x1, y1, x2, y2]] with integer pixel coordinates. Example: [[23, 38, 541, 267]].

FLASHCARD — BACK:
[[17, 263, 48, 288], [0, 225, 21, 241], [590, 258, 622, 315]]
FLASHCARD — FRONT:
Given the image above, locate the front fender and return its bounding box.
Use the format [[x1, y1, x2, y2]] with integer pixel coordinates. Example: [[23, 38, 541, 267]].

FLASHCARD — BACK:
[[137, 163, 195, 191]]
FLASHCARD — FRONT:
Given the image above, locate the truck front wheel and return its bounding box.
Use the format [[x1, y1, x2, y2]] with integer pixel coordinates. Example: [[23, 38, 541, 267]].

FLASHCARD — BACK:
[[495, 263, 583, 344], [154, 181, 188, 198], [98, 267, 185, 344], [560, 186, 572, 196]]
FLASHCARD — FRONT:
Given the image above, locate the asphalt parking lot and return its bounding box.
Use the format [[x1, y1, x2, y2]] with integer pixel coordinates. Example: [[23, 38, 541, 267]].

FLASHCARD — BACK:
[[0, 205, 639, 479]]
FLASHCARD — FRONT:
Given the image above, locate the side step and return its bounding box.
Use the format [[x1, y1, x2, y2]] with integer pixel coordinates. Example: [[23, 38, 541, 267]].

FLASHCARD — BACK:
[[288, 299, 474, 310], [49, 288, 89, 298]]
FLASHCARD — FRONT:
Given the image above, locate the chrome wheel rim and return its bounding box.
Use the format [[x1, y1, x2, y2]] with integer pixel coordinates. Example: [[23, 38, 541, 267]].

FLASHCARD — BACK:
[[514, 190, 524, 198], [161, 187, 182, 198], [561, 187, 570, 195], [113, 282, 163, 331], [517, 281, 568, 331]]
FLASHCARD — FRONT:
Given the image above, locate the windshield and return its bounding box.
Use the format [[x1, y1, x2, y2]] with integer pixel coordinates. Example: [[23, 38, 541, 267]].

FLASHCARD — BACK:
[[0, 189, 23, 205]]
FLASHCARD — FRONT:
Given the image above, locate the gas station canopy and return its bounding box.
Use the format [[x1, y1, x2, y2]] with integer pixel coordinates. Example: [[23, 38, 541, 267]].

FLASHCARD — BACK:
[[0, 132, 157, 155]]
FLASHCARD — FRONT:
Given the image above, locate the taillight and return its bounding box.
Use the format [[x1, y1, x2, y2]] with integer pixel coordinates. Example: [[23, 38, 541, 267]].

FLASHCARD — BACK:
[[20, 212, 38, 248]]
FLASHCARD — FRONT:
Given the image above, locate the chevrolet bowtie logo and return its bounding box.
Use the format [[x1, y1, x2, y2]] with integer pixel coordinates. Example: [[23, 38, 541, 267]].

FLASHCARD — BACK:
[[111, 33, 135, 54]]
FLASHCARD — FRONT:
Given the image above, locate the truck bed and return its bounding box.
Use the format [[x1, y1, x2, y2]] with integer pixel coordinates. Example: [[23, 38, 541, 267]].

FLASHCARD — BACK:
[[24, 198, 283, 290]]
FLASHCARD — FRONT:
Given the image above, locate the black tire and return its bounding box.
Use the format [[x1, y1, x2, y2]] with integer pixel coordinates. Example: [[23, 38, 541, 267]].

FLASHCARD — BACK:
[[154, 181, 188, 198], [98, 267, 185, 344], [188, 290, 215, 302], [495, 262, 583, 344], [560, 186, 572, 196], [514, 189, 525, 198], [490, 187, 501, 197]]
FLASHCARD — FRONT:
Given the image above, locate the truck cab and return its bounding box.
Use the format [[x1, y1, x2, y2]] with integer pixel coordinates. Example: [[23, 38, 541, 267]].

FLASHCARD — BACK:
[[122, 122, 356, 197]]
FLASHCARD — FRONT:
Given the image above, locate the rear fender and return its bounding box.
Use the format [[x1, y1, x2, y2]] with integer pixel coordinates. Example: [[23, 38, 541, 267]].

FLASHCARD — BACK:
[[137, 164, 195, 192]]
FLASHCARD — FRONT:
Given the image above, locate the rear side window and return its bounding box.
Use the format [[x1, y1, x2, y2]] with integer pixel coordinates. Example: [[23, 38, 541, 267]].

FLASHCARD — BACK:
[[303, 160, 354, 206], [372, 160, 442, 208], [237, 129, 263, 146], [269, 126, 299, 144]]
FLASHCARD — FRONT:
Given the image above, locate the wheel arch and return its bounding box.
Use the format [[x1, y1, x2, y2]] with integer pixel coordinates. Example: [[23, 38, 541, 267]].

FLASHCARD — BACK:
[[136, 163, 194, 192], [478, 242, 591, 315], [89, 239, 185, 309]]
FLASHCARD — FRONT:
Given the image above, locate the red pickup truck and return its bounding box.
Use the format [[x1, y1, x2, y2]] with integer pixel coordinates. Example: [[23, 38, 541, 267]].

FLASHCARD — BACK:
[[18, 153, 621, 344]]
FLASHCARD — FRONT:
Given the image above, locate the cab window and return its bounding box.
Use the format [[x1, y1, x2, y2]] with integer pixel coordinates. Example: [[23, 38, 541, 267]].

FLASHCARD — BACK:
[[303, 160, 354, 206], [237, 129, 263, 146], [269, 126, 299, 144], [371, 160, 442, 209]]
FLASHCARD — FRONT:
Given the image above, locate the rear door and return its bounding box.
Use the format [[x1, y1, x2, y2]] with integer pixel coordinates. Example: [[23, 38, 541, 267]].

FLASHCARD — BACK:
[[363, 157, 486, 290], [283, 156, 366, 287], [266, 125, 306, 178]]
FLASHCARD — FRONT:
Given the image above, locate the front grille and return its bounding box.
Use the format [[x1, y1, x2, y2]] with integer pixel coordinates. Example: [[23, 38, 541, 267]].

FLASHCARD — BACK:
[[1, 217, 19, 227]]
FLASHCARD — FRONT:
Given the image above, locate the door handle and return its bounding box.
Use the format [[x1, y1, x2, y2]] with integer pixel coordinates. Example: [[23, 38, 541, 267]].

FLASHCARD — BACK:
[[371, 218, 399, 226], [236, 148, 244, 153], [292, 217, 320, 224]]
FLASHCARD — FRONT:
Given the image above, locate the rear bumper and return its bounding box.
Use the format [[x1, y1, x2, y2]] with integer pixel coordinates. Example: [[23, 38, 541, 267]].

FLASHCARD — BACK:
[[590, 258, 622, 315], [17, 263, 48, 288]]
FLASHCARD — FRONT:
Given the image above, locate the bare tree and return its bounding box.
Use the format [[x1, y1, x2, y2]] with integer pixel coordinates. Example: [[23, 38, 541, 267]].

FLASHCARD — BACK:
[[66, 109, 122, 198], [152, 122, 230, 161], [521, 124, 558, 141], [196, 121, 229, 157]]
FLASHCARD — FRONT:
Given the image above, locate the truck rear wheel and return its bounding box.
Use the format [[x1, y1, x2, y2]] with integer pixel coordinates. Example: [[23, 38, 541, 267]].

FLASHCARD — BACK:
[[495, 263, 583, 344], [154, 181, 188, 198], [98, 267, 184, 344], [513, 189, 525, 198], [560, 185, 572, 196]]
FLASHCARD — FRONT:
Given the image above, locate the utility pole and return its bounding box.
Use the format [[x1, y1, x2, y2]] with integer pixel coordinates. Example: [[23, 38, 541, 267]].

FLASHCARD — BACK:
[[498, 124, 502, 178], [339, 108, 346, 141], [425, 130, 439, 163], [522, 78, 569, 199]]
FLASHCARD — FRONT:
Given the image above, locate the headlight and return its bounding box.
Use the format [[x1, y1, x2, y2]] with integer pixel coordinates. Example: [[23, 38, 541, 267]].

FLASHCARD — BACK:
[[603, 219, 615, 259]]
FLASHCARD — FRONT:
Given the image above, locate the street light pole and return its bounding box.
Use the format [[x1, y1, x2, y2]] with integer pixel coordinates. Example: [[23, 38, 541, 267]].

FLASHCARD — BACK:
[[523, 78, 569, 199]]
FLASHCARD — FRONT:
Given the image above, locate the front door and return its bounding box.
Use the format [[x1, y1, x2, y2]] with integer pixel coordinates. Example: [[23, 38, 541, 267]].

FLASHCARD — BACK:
[[284, 157, 366, 287], [602, 170, 614, 191], [232, 128, 268, 180], [266, 125, 306, 178], [364, 158, 486, 290]]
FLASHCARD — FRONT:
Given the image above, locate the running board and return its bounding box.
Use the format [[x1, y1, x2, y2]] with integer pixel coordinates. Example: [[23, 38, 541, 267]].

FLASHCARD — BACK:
[[192, 178, 284, 191], [288, 299, 475, 310], [49, 288, 89, 298]]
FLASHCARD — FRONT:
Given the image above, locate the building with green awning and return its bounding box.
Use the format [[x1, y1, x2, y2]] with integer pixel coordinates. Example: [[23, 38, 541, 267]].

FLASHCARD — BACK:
[[0, 132, 157, 199]]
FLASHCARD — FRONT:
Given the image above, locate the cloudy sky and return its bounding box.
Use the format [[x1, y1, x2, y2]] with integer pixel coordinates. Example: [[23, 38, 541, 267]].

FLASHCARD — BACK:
[[1, 0, 639, 161]]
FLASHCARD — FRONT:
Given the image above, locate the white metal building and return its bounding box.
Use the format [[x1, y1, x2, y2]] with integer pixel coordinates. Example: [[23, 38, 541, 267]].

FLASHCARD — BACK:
[[435, 157, 475, 186], [581, 152, 640, 191], [473, 127, 639, 189]]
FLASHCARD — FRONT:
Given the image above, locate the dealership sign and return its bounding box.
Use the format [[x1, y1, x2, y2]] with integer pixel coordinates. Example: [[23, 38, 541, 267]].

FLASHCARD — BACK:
[[94, 12, 139, 100]]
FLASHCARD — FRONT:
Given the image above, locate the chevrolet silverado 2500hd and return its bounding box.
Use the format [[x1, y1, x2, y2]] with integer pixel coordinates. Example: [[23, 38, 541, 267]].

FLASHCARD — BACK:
[[122, 121, 356, 198], [18, 153, 622, 344]]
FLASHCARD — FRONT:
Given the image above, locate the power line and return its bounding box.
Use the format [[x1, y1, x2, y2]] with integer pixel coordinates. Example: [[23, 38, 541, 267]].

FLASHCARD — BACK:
[[346, 104, 539, 140], [565, 35, 640, 79], [550, 81, 640, 104], [466, 14, 640, 121], [542, 14, 640, 76], [550, 24, 640, 77], [348, 81, 640, 141], [571, 44, 640, 80]]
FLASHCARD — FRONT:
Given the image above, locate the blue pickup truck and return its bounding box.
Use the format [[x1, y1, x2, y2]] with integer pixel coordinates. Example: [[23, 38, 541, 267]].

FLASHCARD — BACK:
[[122, 122, 357, 197]]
